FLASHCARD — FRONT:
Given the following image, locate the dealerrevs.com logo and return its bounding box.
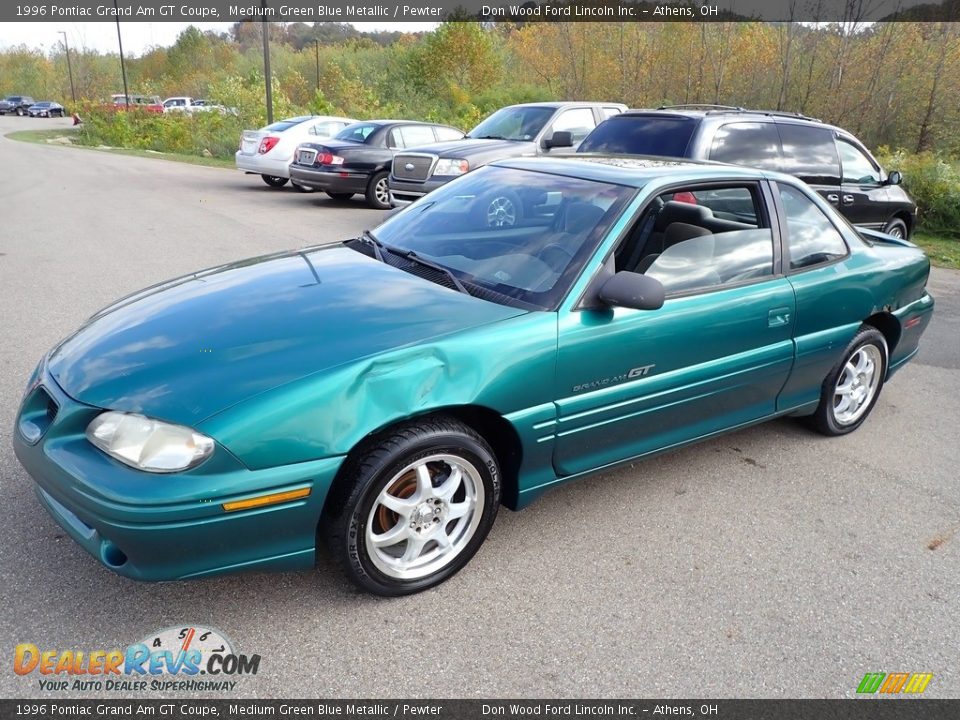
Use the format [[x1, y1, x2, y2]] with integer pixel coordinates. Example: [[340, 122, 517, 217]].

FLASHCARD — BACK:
[[14, 625, 260, 693]]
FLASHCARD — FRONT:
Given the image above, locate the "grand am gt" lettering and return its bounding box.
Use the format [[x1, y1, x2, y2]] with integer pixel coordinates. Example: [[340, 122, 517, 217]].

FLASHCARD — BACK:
[[572, 365, 655, 392]]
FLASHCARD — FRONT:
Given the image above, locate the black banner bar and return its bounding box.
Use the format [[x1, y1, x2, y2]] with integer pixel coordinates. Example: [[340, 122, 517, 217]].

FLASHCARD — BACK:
[[4, 700, 960, 720], [3, 0, 959, 23]]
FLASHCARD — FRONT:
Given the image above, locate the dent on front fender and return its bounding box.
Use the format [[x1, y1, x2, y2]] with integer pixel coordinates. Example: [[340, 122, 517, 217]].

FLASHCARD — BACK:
[[198, 313, 558, 471]]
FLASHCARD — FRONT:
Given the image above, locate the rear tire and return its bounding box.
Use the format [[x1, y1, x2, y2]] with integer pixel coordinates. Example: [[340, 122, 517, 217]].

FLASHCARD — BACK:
[[365, 171, 391, 210], [322, 417, 501, 596], [325, 192, 355, 201], [811, 326, 888, 436], [261, 174, 288, 188], [16, 108, 24, 116]]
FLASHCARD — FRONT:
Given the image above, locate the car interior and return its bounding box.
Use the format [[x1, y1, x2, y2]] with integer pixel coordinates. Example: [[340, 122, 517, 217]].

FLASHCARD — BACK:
[[615, 187, 776, 294]]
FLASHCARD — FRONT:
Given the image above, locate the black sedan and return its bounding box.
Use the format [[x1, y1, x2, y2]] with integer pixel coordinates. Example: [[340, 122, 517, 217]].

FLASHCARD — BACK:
[[27, 102, 65, 118], [289, 120, 464, 209]]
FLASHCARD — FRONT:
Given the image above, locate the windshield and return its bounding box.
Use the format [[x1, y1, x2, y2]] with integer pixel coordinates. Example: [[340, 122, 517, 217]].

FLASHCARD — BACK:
[[371, 166, 636, 310], [578, 115, 698, 157], [468, 106, 556, 142], [263, 117, 310, 133]]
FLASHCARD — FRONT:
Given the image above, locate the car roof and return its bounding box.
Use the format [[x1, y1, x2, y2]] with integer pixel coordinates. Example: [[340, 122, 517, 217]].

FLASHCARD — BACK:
[[616, 106, 847, 134], [492, 154, 798, 188], [507, 101, 628, 110], [345, 119, 452, 127]]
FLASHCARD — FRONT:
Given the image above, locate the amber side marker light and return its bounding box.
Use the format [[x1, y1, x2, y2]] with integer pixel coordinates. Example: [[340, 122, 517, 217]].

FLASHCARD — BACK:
[[222, 487, 311, 512]]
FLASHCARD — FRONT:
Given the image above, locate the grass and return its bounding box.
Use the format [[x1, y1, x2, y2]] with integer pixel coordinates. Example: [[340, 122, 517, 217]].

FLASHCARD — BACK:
[[5, 128, 234, 169], [913, 232, 960, 270]]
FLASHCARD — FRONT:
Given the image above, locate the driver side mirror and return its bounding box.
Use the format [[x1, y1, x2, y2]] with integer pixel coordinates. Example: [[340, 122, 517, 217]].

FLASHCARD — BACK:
[[887, 170, 902, 186], [598, 271, 665, 311], [543, 131, 573, 150]]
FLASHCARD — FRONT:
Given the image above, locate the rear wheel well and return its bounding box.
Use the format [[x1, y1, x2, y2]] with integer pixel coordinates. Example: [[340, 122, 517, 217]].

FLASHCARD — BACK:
[[863, 312, 901, 358]]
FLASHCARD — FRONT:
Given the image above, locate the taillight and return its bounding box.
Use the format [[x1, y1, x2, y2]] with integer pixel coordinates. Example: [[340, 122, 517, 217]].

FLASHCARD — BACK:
[[258, 136, 280, 154], [673, 191, 698, 204], [318, 152, 344, 166]]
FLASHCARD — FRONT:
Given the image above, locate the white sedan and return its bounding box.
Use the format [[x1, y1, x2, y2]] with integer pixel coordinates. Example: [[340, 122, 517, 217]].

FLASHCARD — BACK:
[[236, 115, 355, 190]]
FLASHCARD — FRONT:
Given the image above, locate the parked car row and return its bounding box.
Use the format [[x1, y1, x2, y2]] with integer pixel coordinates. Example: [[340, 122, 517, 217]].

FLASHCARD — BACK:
[[235, 102, 626, 209], [0, 96, 65, 117], [235, 102, 915, 237]]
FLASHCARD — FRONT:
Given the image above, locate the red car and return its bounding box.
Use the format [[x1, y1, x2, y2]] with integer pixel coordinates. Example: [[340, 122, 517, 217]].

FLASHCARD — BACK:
[[108, 94, 164, 114]]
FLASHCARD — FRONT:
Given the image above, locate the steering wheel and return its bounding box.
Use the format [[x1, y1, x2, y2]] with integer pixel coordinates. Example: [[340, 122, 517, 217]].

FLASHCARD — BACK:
[[538, 243, 576, 273]]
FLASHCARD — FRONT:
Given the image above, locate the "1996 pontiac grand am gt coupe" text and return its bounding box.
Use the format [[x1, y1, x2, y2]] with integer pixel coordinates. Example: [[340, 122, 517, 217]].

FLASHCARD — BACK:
[[14, 157, 933, 595]]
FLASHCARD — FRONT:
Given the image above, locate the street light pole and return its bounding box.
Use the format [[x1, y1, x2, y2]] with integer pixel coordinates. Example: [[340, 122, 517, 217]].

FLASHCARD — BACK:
[[113, 0, 130, 107], [261, 1, 273, 123], [315, 39, 320, 93], [58, 31, 76, 104]]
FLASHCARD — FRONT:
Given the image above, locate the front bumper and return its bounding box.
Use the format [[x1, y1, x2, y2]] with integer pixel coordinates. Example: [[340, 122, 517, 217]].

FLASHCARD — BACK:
[[289, 166, 370, 194], [13, 366, 344, 581], [234, 152, 291, 178], [387, 176, 450, 207]]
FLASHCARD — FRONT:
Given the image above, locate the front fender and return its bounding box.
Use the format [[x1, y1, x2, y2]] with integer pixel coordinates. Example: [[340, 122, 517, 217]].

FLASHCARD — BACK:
[[198, 313, 558, 470]]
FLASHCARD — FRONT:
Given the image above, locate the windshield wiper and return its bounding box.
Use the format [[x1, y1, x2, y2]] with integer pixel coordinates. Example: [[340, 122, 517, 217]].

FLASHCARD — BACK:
[[392, 248, 471, 296], [362, 230, 470, 296], [472, 134, 509, 140], [360, 229, 385, 262]]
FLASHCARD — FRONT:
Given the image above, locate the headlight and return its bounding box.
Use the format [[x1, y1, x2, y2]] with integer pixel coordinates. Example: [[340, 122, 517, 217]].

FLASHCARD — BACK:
[[86, 411, 214, 473], [433, 158, 469, 177]]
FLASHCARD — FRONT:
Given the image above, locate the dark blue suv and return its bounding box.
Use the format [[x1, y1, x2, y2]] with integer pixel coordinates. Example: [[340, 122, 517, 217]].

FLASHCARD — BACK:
[[578, 105, 917, 239]]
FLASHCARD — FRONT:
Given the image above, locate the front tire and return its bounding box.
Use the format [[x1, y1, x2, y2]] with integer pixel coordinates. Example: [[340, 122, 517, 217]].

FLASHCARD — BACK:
[[882, 217, 908, 240], [811, 326, 888, 436], [322, 417, 501, 596], [260, 174, 288, 188], [365, 171, 391, 209], [16, 108, 25, 116]]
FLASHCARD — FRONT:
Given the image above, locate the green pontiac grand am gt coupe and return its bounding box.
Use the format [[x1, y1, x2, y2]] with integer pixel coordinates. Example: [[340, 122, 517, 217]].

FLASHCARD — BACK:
[[14, 157, 933, 595]]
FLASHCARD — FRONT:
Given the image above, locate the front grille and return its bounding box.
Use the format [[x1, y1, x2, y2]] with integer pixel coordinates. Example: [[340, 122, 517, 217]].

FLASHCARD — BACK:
[[393, 154, 435, 182], [18, 385, 59, 444], [40, 387, 58, 425]]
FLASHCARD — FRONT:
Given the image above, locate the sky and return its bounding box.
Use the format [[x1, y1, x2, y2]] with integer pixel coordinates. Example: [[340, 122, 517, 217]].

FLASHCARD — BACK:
[[0, 22, 438, 55]]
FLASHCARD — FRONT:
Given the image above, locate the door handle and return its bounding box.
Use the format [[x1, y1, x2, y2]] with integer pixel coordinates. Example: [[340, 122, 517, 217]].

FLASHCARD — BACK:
[[826, 194, 839, 204], [842, 194, 855, 205], [768, 307, 791, 328]]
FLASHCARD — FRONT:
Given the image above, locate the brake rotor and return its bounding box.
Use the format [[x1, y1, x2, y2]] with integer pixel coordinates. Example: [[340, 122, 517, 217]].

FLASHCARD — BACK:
[[374, 465, 435, 532]]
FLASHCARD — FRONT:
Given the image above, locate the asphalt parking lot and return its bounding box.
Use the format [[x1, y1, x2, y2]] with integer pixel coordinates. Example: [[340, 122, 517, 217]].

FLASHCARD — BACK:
[[1, 115, 958, 699]]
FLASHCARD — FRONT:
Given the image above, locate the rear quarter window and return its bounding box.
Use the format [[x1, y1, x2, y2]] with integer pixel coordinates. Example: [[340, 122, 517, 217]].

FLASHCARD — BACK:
[[578, 116, 698, 157], [777, 123, 840, 184], [710, 122, 783, 170]]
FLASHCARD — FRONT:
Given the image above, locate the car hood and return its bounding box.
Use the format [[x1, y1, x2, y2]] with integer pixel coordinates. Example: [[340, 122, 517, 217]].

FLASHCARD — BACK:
[[48, 245, 526, 425], [404, 138, 537, 161]]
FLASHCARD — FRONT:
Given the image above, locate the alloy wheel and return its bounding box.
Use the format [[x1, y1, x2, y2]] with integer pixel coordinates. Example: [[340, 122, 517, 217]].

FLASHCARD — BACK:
[[365, 454, 484, 580], [833, 344, 883, 425]]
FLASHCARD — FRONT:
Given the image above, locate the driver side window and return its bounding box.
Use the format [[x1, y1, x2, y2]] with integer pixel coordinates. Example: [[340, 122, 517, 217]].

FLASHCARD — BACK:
[[550, 108, 597, 144], [616, 184, 775, 295]]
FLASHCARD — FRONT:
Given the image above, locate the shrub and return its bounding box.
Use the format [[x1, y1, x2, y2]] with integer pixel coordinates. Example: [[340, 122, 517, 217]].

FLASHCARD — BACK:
[[876, 147, 960, 237]]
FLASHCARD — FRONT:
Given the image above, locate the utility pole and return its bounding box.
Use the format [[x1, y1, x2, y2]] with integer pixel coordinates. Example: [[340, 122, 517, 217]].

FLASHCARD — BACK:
[[315, 39, 320, 92], [261, 1, 273, 123], [113, 0, 130, 107], [58, 31, 76, 105]]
